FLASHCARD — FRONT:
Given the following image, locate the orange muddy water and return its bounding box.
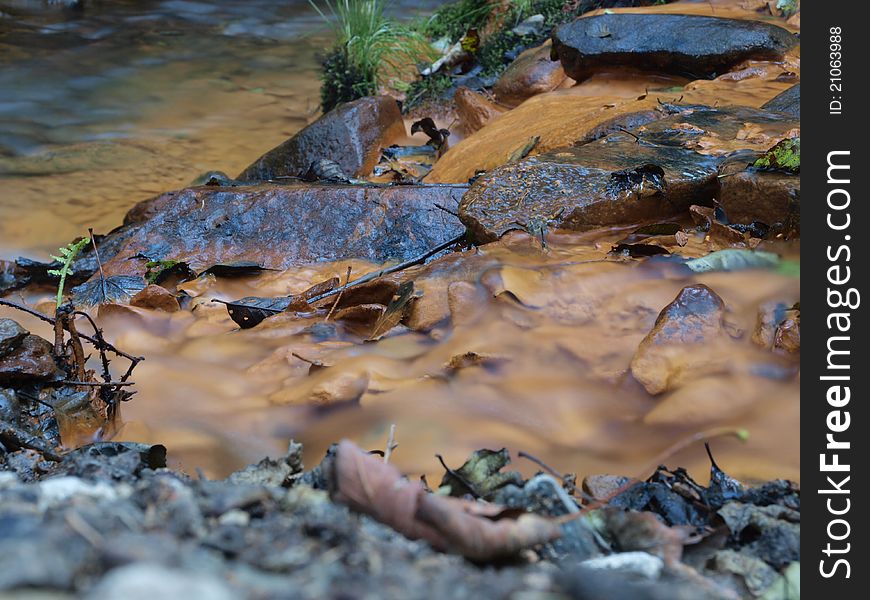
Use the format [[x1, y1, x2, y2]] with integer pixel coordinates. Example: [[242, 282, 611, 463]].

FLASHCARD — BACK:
[[1, 0, 800, 483]]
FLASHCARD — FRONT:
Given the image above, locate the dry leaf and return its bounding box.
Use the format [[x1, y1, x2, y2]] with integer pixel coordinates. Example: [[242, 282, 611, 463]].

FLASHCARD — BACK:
[[327, 440, 562, 561]]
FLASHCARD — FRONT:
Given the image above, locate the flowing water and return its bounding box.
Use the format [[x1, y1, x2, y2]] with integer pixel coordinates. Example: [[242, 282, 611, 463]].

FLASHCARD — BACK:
[[1, 0, 800, 483]]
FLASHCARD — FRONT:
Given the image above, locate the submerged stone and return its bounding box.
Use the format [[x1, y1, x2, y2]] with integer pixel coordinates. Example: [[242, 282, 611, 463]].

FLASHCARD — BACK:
[[237, 95, 406, 181], [630, 284, 727, 395], [553, 14, 797, 82], [96, 183, 467, 277]]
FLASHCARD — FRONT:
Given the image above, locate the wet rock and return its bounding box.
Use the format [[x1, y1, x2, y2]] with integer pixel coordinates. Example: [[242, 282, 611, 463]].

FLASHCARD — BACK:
[[773, 317, 800, 353], [752, 301, 790, 349], [494, 474, 602, 561], [237, 95, 405, 181], [96, 183, 467, 276], [761, 83, 800, 117], [0, 319, 29, 357], [0, 388, 19, 422], [717, 152, 799, 225], [459, 105, 796, 242], [130, 284, 180, 312], [51, 442, 168, 482], [227, 440, 304, 488], [553, 14, 797, 82], [493, 42, 573, 107], [0, 334, 63, 386], [454, 87, 506, 134], [84, 564, 235, 600], [630, 285, 727, 395], [718, 502, 800, 569]]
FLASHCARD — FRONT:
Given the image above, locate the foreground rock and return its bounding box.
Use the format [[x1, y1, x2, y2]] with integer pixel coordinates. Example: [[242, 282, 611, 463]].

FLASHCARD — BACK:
[[458, 105, 798, 242], [0, 438, 799, 599], [630, 285, 728, 395], [553, 14, 797, 82], [238, 95, 406, 181], [95, 183, 467, 277]]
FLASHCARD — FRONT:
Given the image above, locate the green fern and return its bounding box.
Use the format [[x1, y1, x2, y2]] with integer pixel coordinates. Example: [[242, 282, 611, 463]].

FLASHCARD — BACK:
[[48, 237, 90, 309]]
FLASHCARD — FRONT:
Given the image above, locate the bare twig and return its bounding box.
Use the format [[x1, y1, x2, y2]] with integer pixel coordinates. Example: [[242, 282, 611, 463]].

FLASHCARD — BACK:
[[383, 424, 397, 464], [518, 450, 590, 502], [88, 228, 108, 305], [308, 234, 465, 306], [52, 380, 136, 387], [0, 299, 143, 364], [325, 266, 352, 321], [65, 313, 87, 382], [435, 454, 481, 498], [73, 311, 111, 383]]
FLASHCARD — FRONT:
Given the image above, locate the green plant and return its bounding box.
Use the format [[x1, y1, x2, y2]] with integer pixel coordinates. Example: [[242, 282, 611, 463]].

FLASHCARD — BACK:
[[48, 237, 90, 309], [422, 0, 495, 41], [311, 0, 435, 110]]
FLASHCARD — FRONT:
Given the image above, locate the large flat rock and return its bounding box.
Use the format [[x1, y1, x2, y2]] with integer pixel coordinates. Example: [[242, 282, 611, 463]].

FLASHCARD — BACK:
[[553, 14, 797, 82], [97, 183, 467, 276], [237, 96, 406, 181], [458, 105, 797, 242]]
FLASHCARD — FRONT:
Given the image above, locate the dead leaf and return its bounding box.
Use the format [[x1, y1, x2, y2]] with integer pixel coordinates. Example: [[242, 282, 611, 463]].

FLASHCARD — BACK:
[[327, 440, 562, 561]]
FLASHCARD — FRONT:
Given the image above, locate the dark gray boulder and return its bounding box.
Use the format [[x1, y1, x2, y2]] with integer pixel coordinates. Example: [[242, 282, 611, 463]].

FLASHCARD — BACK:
[[553, 14, 797, 81], [237, 95, 406, 181]]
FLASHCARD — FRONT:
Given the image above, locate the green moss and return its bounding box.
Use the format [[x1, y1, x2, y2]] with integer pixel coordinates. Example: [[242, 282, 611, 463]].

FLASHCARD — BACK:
[[753, 137, 800, 173]]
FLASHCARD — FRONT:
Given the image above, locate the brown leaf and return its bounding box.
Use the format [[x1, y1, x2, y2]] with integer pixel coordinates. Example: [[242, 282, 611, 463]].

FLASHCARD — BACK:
[[328, 440, 562, 561]]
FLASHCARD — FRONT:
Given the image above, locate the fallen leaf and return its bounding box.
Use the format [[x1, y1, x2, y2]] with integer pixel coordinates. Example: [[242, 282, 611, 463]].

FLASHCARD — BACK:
[[327, 440, 562, 561], [71, 275, 147, 307], [685, 250, 780, 273]]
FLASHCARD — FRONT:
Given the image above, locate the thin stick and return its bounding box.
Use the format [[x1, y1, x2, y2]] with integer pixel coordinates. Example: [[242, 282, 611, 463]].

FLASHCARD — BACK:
[[308, 234, 465, 306], [218, 234, 466, 317], [435, 454, 481, 498], [88, 228, 108, 305], [383, 424, 397, 464], [518, 450, 590, 503], [73, 311, 111, 383], [433, 203, 460, 218], [325, 266, 352, 321], [53, 380, 136, 387], [0, 299, 144, 363], [65, 315, 87, 382]]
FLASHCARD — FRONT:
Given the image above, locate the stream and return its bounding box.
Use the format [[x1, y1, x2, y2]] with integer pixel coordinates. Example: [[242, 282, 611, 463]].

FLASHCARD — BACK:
[[1, 0, 800, 485]]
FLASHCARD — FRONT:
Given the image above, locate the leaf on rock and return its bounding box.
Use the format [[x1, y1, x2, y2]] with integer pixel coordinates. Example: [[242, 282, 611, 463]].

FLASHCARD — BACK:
[[70, 275, 147, 307], [222, 296, 294, 329], [222, 276, 340, 328], [685, 250, 780, 273], [752, 137, 800, 173], [438, 448, 524, 499], [611, 243, 671, 258], [327, 440, 561, 561], [367, 281, 419, 341], [508, 136, 540, 163], [198, 262, 275, 278]]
